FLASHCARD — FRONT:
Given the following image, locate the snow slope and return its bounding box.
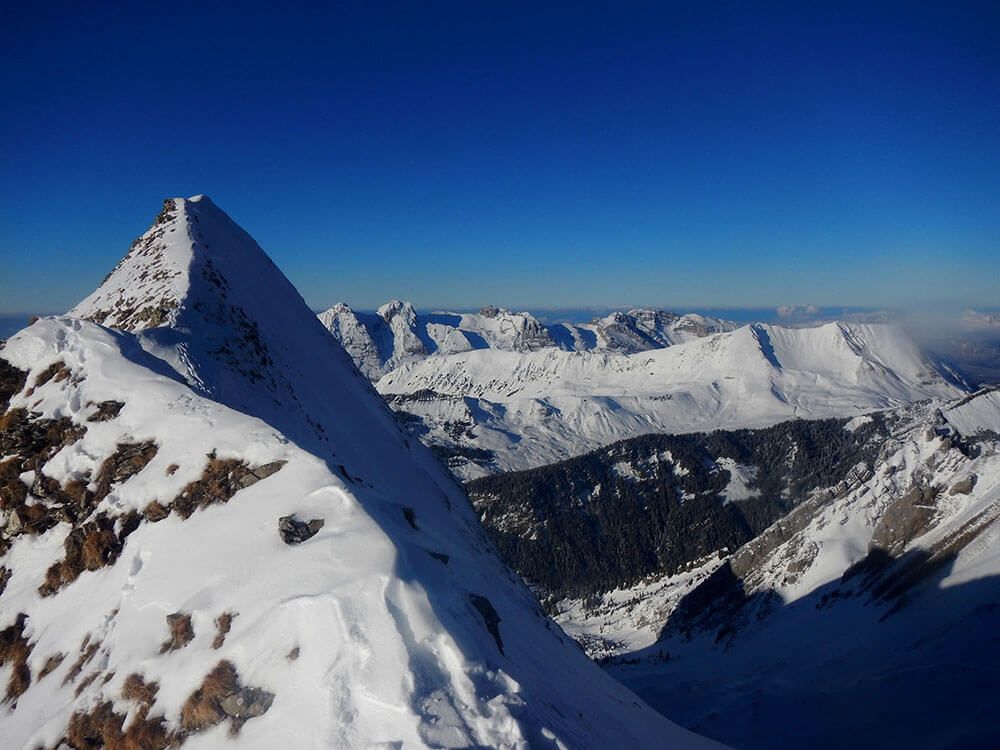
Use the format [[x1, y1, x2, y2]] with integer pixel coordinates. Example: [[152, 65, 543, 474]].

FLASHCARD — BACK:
[[378, 322, 964, 478], [0, 196, 718, 749]]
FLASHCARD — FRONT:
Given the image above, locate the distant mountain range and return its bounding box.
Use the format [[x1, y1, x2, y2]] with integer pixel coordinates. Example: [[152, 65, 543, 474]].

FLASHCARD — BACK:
[[375, 320, 964, 478], [317, 301, 737, 379]]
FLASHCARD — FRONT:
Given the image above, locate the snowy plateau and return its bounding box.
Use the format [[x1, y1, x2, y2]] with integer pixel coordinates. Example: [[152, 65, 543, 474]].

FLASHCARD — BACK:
[[0, 197, 720, 749]]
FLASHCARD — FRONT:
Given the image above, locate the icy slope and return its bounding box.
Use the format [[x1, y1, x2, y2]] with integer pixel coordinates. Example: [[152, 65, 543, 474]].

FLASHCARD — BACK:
[[0, 197, 717, 749], [378, 322, 963, 478]]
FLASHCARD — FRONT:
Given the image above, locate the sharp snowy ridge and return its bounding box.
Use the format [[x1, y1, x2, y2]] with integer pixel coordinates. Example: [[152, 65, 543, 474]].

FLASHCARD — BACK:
[[0, 197, 717, 749]]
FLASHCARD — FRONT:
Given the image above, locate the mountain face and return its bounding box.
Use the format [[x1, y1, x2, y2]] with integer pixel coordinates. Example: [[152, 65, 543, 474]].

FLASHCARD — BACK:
[[317, 303, 736, 380], [547, 310, 737, 354], [378, 322, 964, 479], [466, 416, 888, 605], [316, 303, 556, 379], [467, 390, 1000, 749], [0, 197, 716, 749]]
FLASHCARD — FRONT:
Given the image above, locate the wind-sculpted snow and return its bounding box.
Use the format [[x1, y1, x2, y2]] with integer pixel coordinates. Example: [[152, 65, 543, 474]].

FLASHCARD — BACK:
[[0, 197, 719, 749], [379, 321, 964, 479]]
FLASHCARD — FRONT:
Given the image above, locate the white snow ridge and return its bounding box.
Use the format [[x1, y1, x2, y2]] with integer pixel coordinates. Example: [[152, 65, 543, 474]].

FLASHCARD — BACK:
[[0, 197, 720, 749]]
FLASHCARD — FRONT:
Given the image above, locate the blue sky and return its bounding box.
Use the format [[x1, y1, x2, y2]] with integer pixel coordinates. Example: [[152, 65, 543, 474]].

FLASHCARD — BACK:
[[1, 1, 998, 314]]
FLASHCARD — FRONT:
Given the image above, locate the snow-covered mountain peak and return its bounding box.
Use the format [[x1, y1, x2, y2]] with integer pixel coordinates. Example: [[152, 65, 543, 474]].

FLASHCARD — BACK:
[[73, 196, 393, 463], [1, 198, 713, 749], [72, 195, 281, 335], [377, 298, 417, 322]]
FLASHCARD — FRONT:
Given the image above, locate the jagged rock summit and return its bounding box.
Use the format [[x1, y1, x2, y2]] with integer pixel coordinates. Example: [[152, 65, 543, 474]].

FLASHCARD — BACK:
[[0, 197, 718, 749], [317, 300, 557, 379], [317, 300, 738, 380]]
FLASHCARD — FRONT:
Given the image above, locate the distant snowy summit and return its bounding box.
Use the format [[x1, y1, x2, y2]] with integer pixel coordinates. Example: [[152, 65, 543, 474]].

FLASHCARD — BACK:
[[0, 196, 717, 749], [318, 300, 738, 378]]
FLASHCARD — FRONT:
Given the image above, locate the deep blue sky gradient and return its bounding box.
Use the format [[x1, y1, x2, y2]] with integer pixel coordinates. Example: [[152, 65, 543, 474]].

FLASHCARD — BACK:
[[2, 1, 998, 313]]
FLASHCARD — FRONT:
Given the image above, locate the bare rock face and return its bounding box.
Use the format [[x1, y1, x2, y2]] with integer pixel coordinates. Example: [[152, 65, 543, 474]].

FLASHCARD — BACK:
[[949, 474, 977, 495], [469, 594, 504, 655], [278, 515, 325, 545], [870, 484, 940, 556]]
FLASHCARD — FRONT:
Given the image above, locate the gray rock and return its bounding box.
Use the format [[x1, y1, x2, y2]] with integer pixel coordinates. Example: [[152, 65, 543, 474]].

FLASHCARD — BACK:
[[469, 594, 504, 655], [279, 515, 324, 545], [870, 485, 939, 556], [220, 686, 275, 721], [949, 474, 977, 496]]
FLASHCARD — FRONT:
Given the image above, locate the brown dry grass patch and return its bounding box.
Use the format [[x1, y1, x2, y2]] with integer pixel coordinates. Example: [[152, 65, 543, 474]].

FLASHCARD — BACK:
[[121, 672, 160, 725], [179, 660, 239, 733], [179, 660, 274, 737], [0, 613, 32, 702], [212, 612, 235, 650], [63, 637, 99, 687], [171, 457, 283, 519], [0, 357, 28, 412], [65, 699, 173, 750], [38, 653, 65, 680], [87, 400, 125, 422], [92, 442, 158, 504], [160, 612, 195, 653], [144, 500, 170, 522], [40, 511, 141, 597]]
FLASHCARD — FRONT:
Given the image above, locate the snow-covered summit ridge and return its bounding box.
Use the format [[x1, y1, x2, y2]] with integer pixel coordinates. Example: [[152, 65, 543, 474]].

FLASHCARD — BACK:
[[0, 198, 716, 748]]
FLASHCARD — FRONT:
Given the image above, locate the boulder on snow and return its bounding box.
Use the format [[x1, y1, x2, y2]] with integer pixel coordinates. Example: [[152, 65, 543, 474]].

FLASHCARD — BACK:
[[469, 594, 504, 655], [949, 474, 977, 495], [278, 515, 324, 545]]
